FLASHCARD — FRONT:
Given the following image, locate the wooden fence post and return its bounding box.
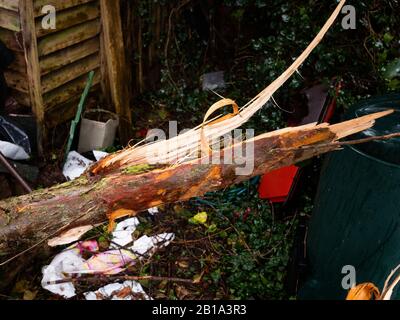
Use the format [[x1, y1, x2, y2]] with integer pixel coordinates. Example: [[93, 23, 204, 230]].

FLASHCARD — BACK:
[[100, 0, 133, 145], [19, 0, 45, 155]]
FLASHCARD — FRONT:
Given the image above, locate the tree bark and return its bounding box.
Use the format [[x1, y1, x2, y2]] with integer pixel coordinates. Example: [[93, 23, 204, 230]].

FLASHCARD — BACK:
[[0, 111, 392, 264]]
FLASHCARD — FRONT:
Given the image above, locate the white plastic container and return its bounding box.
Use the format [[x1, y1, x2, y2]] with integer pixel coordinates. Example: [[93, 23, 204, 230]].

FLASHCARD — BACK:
[[78, 109, 119, 154]]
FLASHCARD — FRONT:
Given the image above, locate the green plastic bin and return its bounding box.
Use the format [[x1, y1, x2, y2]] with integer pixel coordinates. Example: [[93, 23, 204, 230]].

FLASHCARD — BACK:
[[300, 94, 400, 300]]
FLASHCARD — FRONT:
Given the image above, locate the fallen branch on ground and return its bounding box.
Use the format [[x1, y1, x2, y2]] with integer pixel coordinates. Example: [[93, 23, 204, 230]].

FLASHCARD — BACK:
[[0, 110, 393, 265]]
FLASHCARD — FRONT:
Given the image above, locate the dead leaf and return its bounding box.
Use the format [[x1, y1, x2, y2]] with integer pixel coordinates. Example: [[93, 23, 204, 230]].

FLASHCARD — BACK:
[[177, 260, 189, 269], [13, 280, 38, 300], [154, 293, 167, 299], [95, 292, 105, 300], [23, 290, 38, 301], [14, 280, 29, 293], [115, 287, 133, 299], [107, 209, 136, 232], [175, 286, 191, 300], [193, 269, 206, 284], [158, 280, 169, 290], [48, 225, 94, 247], [346, 283, 380, 300]]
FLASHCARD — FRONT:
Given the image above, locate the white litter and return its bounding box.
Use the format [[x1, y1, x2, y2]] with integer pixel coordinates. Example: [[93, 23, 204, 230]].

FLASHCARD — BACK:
[[84, 281, 151, 301], [148, 207, 159, 215], [69, 233, 175, 275], [41, 218, 175, 300], [62, 151, 110, 181], [0, 140, 30, 161], [93, 150, 109, 162], [62, 151, 93, 180], [41, 241, 98, 299], [110, 217, 140, 248], [131, 233, 175, 255]]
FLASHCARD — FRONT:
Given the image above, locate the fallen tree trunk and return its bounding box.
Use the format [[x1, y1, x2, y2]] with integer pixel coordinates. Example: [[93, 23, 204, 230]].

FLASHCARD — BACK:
[[0, 110, 392, 263]]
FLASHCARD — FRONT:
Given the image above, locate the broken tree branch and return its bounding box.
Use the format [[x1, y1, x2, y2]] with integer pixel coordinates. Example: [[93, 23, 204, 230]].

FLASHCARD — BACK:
[[279, 132, 400, 152], [0, 110, 393, 265], [91, 0, 347, 173]]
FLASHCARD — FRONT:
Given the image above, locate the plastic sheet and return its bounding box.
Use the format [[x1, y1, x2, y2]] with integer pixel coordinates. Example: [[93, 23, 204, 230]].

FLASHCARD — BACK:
[[0, 116, 31, 155]]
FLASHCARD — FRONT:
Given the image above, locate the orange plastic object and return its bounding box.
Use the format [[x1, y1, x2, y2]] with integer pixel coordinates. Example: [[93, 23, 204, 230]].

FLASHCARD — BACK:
[[258, 165, 299, 203]]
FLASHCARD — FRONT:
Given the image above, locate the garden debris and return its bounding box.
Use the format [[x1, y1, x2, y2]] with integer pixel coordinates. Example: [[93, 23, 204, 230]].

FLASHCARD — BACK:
[[0, 141, 29, 161], [93, 150, 110, 162], [73, 233, 175, 275], [84, 281, 151, 300], [63, 150, 109, 181], [346, 283, 380, 300], [148, 207, 159, 216], [41, 217, 174, 299], [0, 116, 31, 156], [62, 151, 93, 181], [109, 217, 140, 248], [48, 225, 95, 247], [36, 163, 66, 188], [41, 241, 97, 299]]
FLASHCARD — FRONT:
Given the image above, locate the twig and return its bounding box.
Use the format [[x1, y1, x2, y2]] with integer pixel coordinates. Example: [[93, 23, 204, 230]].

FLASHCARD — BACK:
[[173, 227, 233, 244], [380, 264, 400, 300], [44, 275, 196, 286], [220, 214, 259, 263], [259, 212, 298, 259], [108, 239, 147, 260], [164, 0, 192, 92]]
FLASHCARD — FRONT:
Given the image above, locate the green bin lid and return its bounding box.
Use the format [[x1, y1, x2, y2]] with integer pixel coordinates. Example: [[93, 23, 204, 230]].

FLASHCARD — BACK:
[[344, 94, 400, 166]]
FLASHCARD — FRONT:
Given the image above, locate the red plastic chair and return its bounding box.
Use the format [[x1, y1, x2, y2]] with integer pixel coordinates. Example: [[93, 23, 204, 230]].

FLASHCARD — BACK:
[[259, 81, 341, 203]]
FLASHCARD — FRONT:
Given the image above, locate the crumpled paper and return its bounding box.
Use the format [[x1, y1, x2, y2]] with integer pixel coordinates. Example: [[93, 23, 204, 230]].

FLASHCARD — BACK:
[[41, 241, 99, 299], [148, 207, 159, 216], [110, 217, 140, 248], [42, 218, 174, 299], [62, 151, 93, 181], [70, 233, 174, 275], [62, 151, 109, 181], [93, 150, 109, 162], [84, 281, 151, 301]]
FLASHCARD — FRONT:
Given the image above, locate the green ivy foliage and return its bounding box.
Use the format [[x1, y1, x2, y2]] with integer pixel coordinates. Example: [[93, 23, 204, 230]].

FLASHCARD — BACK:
[[132, 0, 399, 135], [205, 180, 298, 299]]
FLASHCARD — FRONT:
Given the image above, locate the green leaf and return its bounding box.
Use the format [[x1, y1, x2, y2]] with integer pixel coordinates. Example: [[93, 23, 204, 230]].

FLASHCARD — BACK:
[[207, 224, 218, 233], [388, 79, 400, 90], [211, 269, 222, 283], [383, 58, 400, 80], [383, 32, 394, 44], [189, 212, 208, 225]]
